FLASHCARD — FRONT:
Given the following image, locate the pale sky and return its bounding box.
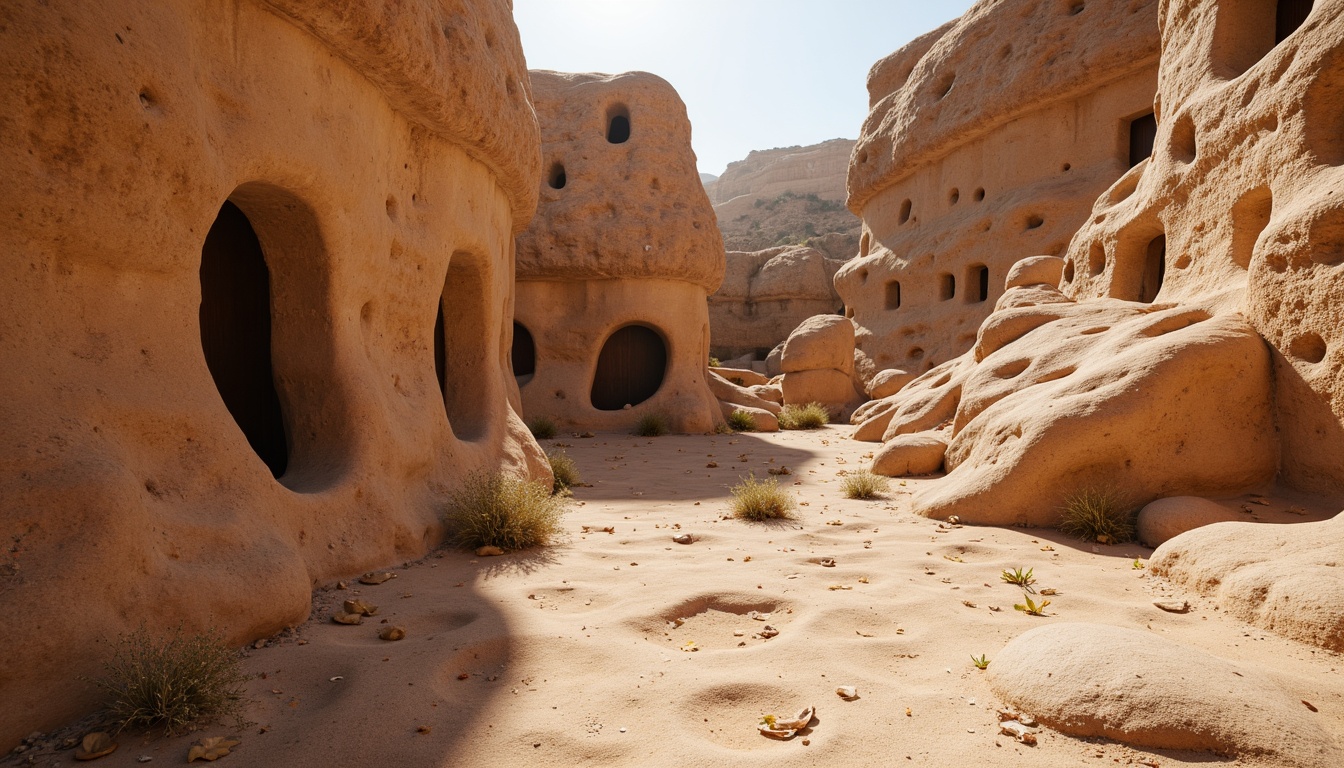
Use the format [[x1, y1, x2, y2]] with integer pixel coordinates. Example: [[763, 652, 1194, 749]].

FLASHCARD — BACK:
[[513, 0, 976, 177]]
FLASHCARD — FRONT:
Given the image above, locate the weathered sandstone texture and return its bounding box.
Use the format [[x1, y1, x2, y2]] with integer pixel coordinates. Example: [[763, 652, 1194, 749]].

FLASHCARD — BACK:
[[862, 0, 1344, 527], [837, 0, 1160, 381], [991, 623, 1343, 766], [1152, 513, 1344, 652], [708, 139, 862, 254], [0, 0, 547, 746], [708, 245, 846, 361], [777, 315, 865, 418], [514, 71, 725, 433]]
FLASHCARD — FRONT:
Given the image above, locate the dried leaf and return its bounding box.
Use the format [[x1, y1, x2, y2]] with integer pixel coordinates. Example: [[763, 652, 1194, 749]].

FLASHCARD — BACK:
[[187, 737, 240, 763]]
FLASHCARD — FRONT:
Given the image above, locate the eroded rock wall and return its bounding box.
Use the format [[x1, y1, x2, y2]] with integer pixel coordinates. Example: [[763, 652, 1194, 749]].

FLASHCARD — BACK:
[[0, 0, 544, 744], [709, 246, 846, 360], [837, 0, 1161, 380], [514, 71, 725, 432]]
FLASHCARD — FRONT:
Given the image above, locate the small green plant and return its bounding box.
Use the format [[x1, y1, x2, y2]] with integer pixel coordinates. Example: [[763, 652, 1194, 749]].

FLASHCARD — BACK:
[[445, 471, 568, 550], [1059, 486, 1135, 544], [840, 470, 890, 500], [708, 357, 722, 368], [971, 654, 991, 670], [546, 448, 580, 494], [1014, 593, 1051, 617], [759, 714, 777, 728], [730, 474, 796, 522], [778, 402, 830, 430], [726, 409, 757, 432], [1132, 558, 1146, 570], [94, 625, 250, 735], [1000, 567, 1036, 592], [633, 412, 669, 437], [527, 417, 557, 440]]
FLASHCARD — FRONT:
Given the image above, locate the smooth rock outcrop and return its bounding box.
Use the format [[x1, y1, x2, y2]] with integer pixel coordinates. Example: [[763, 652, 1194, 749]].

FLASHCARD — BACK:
[[0, 0, 546, 746], [1151, 513, 1344, 652], [837, 0, 1160, 382], [871, 434, 946, 477], [991, 623, 1342, 766], [513, 70, 725, 433], [1137, 496, 1242, 548]]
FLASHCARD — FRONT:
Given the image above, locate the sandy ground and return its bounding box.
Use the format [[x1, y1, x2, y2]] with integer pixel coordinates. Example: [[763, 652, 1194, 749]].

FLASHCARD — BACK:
[[11, 426, 1343, 767]]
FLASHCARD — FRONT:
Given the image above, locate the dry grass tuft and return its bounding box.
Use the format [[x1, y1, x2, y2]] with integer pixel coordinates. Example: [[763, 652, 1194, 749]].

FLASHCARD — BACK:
[[1059, 486, 1135, 544], [634, 412, 669, 437], [730, 475, 797, 521], [840, 470, 890, 499], [527, 417, 557, 440], [95, 625, 250, 735], [726, 409, 757, 432], [446, 471, 568, 551], [778, 402, 829, 430], [547, 449, 580, 494]]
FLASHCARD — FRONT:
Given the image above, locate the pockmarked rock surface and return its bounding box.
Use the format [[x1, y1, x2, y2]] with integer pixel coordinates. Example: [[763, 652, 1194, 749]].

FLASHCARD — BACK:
[[709, 245, 846, 361], [0, 0, 547, 746], [837, 0, 1160, 381], [1152, 513, 1344, 652], [860, 286, 1277, 524], [990, 623, 1343, 767], [513, 70, 725, 433]]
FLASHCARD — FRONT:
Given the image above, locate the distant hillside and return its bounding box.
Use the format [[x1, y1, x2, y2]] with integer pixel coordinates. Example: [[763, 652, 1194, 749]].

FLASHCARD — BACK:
[[704, 139, 862, 255], [699, 172, 719, 185]]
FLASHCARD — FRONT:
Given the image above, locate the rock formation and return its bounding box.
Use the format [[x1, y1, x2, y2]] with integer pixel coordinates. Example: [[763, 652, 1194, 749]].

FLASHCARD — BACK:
[[0, 0, 546, 745], [776, 315, 866, 418], [708, 245, 846, 361], [513, 70, 725, 433], [860, 0, 1344, 532], [991, 623, 1343, 766], [708, 139, 862, 253], [837, 0, 1161, 383]]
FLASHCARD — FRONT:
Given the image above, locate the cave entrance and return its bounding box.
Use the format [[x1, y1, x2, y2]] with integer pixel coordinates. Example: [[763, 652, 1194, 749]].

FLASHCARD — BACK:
[[591, 324, 667, 411], [1139, 235, 1167, 303], [1128, 112, 1157, 168], [969, 264, 989, 303], [1277, 0, 1313, 43], [512, 321, 537, 382], [200, 201, 288, 478], [607, 105, 631, 144]]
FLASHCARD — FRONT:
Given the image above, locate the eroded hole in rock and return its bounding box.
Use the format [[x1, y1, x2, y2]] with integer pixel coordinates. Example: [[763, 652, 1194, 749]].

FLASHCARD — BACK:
[[1063, 259, 1076, 283], [967, 264, 989, 303], [607, 105, 631, 144], [1025, 215, 1044, 230], [939, 273, 956, 301], [512, 321, 536, 382], [934, 72, 955, 100], [885, 280, 901, 310], [899, 198, 912, 224], [994, 359, 1031, 379], [949, 188, 960, 205], [1068, 1, 1086, 14], [437, 252, 491, 439], [974, 187, 986, 202], [1080, 326, 1109, 335], [200, 201, 288, 478], [1089, 242, 1107, 276], [1230, 186, 1273, 269], [1277, 0, 1314, 44], [1290, 332, 1327, 363], [1211, 0, 1308, 77], [385, 194, 398, 221], [859, 233, 871, 257], [591, 324, 667, 411], [548, 162, 567, 190], [908, 347, 925, 361], [1139, 235, 1167, 303], [1128, 111, 1157, 168], [1169, 112, 1197, 163]]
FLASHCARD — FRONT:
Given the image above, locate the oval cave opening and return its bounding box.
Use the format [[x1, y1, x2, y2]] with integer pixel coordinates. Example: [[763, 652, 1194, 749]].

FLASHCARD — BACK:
[[200, 201, 288, 478], [435, 252, 491, 441], [1139, 235, 1167, 304], [590, 324, 667, 411], [513, 321, 537, 382], [607, 105, 631, 144], [548, 162, 567, 190]]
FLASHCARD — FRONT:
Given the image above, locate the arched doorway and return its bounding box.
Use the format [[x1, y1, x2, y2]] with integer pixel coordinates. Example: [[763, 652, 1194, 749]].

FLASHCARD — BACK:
[[512, 321, 536, 382], [590, 324, 667, 411], [199, 201, 288, 478]]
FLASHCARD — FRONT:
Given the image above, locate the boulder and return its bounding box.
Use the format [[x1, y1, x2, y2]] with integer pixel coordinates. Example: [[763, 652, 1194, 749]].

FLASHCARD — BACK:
[[867, 368, 915, 399], [1004, 255, 1065, 290], [871, 433, 947, 477], [707, 372, 782, 415], [718, 401, 779, 433], [778, 369, 864, 418], [990, 623, 1342, 766], [1137, 496, 1241, 548], [780, 315, 855, 374]]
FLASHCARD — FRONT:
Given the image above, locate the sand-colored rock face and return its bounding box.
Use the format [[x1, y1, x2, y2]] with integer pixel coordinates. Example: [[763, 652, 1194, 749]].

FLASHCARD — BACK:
[[1060, 0, 1344, 496], [837, 0, 1160, 380], [991, 623, 1343, 766], [707, 139, 855, 207], [0, 0, 545, 745], [708, 245, 846, 360], [859, 287, 1277, 524], [513, 71, 724, 432], [1152, 513, 1344, 652]]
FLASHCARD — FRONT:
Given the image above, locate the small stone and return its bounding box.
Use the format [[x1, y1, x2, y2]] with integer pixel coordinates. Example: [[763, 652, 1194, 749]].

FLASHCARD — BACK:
[[379, 626, 406, 641], [836, 686, 858, 700], [1154, 600, 1190, 613], [75, 732, 117, 761], [359, 571, 396, 585], [819, 558, 836, 567], [802, 738, 811, 746], [475, 545, 505, 557], [332, 612, 363, 625], [759, 625, 780, 639], [673, 533, 693, 544]]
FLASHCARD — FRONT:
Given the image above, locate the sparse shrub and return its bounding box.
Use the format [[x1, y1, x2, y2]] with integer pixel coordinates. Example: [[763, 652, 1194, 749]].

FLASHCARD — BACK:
[[445, 471, 568, 551], [547, 449, 580, 494], [729, 376, 746, 386], [1059, 486, 1135, 544], [1000, 567, 1036, 592], [971, 654, 991, 670], [708, 357, 722, 368], [726, 409, 757, 432], [95, 625, 250, 735], [730, 475, 796, 521], [634, 412, 669, 437], [778, 402, 829, 430], [528, 417, 557, 440], [841, 471, 890, 500]]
